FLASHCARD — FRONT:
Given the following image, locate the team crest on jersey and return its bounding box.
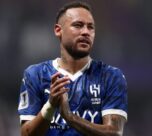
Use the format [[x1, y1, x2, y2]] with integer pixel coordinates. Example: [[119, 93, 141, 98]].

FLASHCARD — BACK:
[[89, 84, 101, 105]]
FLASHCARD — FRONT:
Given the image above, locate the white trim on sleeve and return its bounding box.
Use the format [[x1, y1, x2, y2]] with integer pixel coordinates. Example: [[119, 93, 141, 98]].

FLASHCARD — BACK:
[[20, 115, 36, 122], [102, 109, 127, 120]]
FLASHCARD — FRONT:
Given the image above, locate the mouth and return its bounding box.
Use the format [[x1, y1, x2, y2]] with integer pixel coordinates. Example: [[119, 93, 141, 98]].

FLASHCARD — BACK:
[[77, 37, 91, 46]]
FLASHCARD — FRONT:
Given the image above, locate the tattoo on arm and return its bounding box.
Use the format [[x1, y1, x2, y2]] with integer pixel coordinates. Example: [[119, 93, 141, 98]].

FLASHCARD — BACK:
[[67, 114, 126, 136], [102, 114, 126, 136]]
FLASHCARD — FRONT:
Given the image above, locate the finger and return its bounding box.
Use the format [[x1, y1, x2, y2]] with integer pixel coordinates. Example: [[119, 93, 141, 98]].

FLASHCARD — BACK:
[[51, 80, 70, 93], [54, 88, 69, 97], [52, 76, 70, 87], [51, 72, 61, 84]]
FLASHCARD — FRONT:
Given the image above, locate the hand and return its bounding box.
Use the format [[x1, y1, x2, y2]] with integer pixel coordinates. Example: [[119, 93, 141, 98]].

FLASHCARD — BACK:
[[49, 72, 70, 109]]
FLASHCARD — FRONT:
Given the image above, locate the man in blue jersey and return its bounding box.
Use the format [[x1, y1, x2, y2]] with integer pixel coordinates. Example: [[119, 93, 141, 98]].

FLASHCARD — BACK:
[[18, 1, 127, 136]]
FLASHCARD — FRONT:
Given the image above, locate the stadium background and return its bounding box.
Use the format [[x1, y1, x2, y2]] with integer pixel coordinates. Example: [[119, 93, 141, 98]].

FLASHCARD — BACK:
[[0, 0, 152, 136]]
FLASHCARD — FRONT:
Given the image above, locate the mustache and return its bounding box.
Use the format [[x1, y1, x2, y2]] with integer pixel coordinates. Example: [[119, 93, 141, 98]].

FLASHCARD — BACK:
[[76, 37, 92, 45]]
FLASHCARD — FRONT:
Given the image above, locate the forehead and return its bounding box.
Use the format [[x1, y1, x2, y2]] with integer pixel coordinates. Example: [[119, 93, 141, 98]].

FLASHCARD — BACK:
[[63, 8, 94, 24]]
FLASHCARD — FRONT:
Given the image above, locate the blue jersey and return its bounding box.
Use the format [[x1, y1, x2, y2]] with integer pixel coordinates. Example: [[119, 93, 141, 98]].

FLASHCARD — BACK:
[[18, 58, 127, 136]]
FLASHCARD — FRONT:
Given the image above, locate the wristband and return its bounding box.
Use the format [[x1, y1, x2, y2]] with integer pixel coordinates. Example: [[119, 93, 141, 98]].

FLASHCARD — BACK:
[[41, 100, 54, 120]]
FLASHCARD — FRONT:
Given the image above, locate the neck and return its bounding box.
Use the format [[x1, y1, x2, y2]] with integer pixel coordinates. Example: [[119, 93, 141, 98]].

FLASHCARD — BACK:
[[58, 54, 91, 75]]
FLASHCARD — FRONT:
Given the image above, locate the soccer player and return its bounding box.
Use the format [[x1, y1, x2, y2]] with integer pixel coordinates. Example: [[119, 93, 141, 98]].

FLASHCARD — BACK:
[[18, 1, 128, 136]]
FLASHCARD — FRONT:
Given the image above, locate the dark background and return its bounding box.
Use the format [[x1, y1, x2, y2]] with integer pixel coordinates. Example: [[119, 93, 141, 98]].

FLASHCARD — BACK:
[[0, 0, 152, 136]]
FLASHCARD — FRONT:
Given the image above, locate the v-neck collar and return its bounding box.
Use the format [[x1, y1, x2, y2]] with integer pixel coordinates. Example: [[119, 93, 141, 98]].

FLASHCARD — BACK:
[[52, 58, 92, 81]]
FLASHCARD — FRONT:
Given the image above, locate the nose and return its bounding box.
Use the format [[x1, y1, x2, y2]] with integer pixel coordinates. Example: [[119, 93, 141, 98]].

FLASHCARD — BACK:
[[81, 26, 90, 36]]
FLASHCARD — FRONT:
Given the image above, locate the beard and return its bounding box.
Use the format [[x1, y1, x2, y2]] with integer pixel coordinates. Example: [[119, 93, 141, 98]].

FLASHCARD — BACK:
[[64, 43, 91, 59]]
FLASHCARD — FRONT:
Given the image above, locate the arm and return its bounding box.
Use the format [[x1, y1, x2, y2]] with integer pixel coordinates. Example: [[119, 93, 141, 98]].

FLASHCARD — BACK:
[[21, 72, 70, 136], [66, 114, 125, 136], [60, 93, 126, 136], [21, 112, 52, 136]]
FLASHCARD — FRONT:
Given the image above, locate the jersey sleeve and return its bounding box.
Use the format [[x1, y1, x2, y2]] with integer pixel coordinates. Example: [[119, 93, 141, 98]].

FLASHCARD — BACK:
[[102, 67, 128, 120], [18, 66, 43, 122]]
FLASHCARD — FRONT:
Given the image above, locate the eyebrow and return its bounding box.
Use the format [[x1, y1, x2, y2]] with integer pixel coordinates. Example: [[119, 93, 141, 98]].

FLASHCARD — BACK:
[[72, 20, 94, 25]]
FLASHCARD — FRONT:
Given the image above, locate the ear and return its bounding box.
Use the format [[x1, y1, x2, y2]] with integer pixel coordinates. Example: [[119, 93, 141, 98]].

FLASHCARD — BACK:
[[54, 24, 62, 38]]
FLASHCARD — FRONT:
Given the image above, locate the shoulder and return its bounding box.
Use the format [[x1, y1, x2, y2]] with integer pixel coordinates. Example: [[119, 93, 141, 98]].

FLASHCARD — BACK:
[[102, 64, 127, 89], [23, 60, 53, 78], [104, 65, 125, 78], [91, 60, 126, 80]]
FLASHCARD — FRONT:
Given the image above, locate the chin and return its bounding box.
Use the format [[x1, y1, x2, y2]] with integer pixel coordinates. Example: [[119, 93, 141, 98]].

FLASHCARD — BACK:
[[71, 50, 90, 59], [65, 44, 91, 59]]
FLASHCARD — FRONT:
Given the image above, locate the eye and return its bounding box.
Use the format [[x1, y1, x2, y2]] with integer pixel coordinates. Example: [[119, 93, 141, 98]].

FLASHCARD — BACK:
[[72, 22, 83, 28], [88, 24, 95, 30]]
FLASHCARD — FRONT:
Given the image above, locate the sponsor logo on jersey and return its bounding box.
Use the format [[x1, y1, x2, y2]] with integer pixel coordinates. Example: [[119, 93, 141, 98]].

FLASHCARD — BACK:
[[50, 110, 99, 129]]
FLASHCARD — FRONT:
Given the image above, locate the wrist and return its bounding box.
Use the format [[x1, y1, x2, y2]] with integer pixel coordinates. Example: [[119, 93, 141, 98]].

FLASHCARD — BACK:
[[64, 112, 73, 123], [41, 100, 55, 121]]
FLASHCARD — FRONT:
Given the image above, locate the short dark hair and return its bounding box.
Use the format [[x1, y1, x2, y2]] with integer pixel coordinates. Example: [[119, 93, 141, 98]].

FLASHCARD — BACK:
[[56, 1, 92, 23]]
